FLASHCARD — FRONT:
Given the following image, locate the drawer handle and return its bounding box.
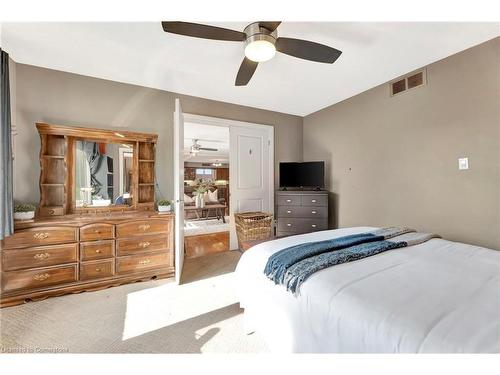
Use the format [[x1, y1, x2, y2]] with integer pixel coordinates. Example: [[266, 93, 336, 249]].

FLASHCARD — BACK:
[[286, 223, 292, 227], [33, 273, 50, 281], [286, 210, 292, 214], [139, 224, 151, 231], [94, 229, 101, 234], [95, 268, 101, 272], [33, 232, 49, 240], [33, 252, 50, 260], [139, 241, 151, 248], [311, 224, 317, 228], [95, 249, 102, 254], [48, 209, 55, 215], [139, 259, 151, 265], [311, 199, 317, 203], [286, 199, 292, 203], [311, 211, 317, 214]]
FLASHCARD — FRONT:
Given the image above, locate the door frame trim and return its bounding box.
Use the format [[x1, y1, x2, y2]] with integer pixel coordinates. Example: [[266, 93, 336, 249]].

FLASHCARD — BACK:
[[182, 113, 275, 249]]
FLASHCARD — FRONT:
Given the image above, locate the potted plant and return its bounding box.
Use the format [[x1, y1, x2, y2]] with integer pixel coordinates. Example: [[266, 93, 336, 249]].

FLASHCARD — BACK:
[[193, 179, 213, 208], [157, 199, 172, 213], [14, 203, 36, 220]]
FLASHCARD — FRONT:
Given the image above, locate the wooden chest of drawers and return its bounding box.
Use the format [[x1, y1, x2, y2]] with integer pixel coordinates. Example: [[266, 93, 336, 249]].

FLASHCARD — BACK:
[[275, 191, 329, 236], [0, 213, 174, 307]]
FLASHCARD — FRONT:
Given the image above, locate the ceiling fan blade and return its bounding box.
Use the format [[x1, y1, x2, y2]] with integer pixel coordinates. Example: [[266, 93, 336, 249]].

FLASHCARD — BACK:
[[199, 147, 219, 152], [161, 22, 246, 42], [187, 138, 226, 144], [259, 21, 281, 32], [275, 37, 342, 64], [235, 57, 258, 86]]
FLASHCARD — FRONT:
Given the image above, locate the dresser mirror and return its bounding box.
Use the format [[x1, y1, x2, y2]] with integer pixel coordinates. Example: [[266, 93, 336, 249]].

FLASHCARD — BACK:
[[75, 140, 134, 208]]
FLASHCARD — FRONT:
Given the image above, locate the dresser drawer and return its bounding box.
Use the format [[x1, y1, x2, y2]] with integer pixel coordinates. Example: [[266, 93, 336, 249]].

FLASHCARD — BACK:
[[116, 253, 170, 275], [301, 194, 328, 207], [277, 218, 305, 232], [2, 227, 78, 249], [277, 206, 328, 218], [80, 240, 115, 261], [116, 236, 169, 256], [116, 220, 170, 238], [1, 265, 78, 293], [39, 206, 65, 217], [2, 243, 78, 271], [277, 218, 328, 233], [80, 223, 115, 242], [276, 194, 301, 206], [80, 259, 115, 281]]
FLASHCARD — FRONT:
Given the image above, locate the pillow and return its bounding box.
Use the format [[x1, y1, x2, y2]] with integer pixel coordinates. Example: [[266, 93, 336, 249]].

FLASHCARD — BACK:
[[208, 189, 219, 203], [184, 194, 194, 204]]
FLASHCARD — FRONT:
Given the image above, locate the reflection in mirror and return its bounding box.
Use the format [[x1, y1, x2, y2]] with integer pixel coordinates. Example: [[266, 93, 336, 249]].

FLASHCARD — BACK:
[[75, 141, 133, 207]]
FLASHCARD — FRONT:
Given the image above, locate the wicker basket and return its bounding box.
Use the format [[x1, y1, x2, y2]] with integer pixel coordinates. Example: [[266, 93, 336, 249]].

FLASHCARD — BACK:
[[234, 212, 273, 250]]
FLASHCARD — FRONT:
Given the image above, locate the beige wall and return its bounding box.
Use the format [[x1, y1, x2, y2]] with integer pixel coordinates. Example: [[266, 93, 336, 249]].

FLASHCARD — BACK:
[[304, 37, 500, 250], [12, 37, 499, 250], [13, 63, 302, 203]]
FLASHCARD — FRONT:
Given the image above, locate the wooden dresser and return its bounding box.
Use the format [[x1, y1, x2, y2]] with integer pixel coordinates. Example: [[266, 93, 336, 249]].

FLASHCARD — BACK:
[[1, 122, 177, 307], [0, 212, 174, 307], [275, 190, 329, 236]]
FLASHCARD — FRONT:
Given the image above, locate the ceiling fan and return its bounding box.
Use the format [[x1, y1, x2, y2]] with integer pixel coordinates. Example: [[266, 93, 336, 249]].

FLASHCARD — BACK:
[[190, 139, 218, 153], [161, 21, 342, 86]]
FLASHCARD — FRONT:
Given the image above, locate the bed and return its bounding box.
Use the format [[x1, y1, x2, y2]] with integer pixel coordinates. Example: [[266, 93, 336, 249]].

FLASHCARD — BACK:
[[234, 227, 500, 353]]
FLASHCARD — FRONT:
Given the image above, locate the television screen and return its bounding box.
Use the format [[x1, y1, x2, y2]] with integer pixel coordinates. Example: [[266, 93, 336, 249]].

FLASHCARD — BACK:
[[279, 161, 325, 188]]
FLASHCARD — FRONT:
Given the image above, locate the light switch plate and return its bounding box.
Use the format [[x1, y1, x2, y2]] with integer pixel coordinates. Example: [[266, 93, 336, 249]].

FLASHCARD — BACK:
[[458, 157, 469, 170]]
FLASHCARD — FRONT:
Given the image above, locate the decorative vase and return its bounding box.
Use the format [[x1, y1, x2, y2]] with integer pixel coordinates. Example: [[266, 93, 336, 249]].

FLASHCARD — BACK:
[[199, 197, 205, 208], [14, 211, 35, 221], [158, 205, 171, 213], [195, 194, 201, 208]]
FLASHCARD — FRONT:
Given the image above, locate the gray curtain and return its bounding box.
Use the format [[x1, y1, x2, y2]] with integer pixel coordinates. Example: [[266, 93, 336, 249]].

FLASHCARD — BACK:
[[0, 49, 14, 240]]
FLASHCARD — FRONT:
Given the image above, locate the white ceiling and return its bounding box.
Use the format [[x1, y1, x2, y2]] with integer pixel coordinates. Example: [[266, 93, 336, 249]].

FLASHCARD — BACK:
[[184, 122, 229, 163], [2, 22, 499, 116]]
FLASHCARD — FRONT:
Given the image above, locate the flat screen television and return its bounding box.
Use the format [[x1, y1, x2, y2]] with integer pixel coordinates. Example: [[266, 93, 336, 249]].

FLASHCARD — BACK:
[[279, 161, 325, 189]]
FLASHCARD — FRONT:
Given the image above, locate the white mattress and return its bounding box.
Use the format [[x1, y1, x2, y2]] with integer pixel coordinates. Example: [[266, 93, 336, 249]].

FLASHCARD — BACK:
[[234, 227, 500, 353]]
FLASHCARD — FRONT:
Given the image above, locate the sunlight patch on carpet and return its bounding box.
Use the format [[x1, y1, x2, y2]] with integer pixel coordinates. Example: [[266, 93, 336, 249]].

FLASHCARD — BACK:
[[122, 272, 238, 340]]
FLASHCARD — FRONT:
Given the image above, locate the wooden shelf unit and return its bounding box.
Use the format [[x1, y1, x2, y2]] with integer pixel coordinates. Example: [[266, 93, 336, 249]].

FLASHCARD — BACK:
[[137, 142, 156, 208], [39, 134, 68, 217]]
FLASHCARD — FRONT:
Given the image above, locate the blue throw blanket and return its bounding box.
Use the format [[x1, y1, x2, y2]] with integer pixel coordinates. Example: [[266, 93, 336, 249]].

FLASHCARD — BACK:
[[278, 232, 439, 295], [264, 227, 414, 284], [283, 240, 405, 294]]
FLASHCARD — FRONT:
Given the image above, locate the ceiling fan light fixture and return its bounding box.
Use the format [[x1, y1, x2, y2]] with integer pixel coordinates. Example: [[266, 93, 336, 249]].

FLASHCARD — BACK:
[[244, 35, 276, 62]]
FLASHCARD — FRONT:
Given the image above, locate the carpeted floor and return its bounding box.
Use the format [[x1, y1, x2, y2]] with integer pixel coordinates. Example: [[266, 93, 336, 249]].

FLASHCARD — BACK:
[[0, 251, 268, 353]]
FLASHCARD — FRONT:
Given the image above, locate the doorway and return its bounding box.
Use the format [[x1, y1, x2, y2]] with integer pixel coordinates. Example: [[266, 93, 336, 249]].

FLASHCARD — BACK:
[[173, 101, 274, 282], [183, 122, 230, 258]]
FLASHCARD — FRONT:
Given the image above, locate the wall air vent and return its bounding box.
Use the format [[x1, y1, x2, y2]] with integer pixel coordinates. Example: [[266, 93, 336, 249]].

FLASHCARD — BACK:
[[390, 69, 426, 96]]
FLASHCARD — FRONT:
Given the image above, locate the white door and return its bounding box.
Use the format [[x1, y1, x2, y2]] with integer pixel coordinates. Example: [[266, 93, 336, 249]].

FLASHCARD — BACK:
[[173, 98, 184, 283], [229, 125, 274, 250]]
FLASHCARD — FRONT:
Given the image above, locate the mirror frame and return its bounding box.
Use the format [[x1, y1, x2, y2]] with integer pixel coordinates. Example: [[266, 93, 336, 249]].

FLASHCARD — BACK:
[[36, 123, 158, 216], [73, 138, 137, 212]]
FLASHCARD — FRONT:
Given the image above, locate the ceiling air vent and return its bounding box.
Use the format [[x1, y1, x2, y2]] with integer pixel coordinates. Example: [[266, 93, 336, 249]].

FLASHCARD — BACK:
[[390, 69, 426, 96]]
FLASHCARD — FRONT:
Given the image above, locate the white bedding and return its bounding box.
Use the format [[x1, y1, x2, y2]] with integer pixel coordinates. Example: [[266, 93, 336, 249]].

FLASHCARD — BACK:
[[235, 227, 500, 353]]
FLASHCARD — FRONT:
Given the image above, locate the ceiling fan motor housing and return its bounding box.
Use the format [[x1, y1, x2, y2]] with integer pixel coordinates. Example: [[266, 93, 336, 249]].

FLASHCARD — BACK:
[[244, 22, 277, 46]]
